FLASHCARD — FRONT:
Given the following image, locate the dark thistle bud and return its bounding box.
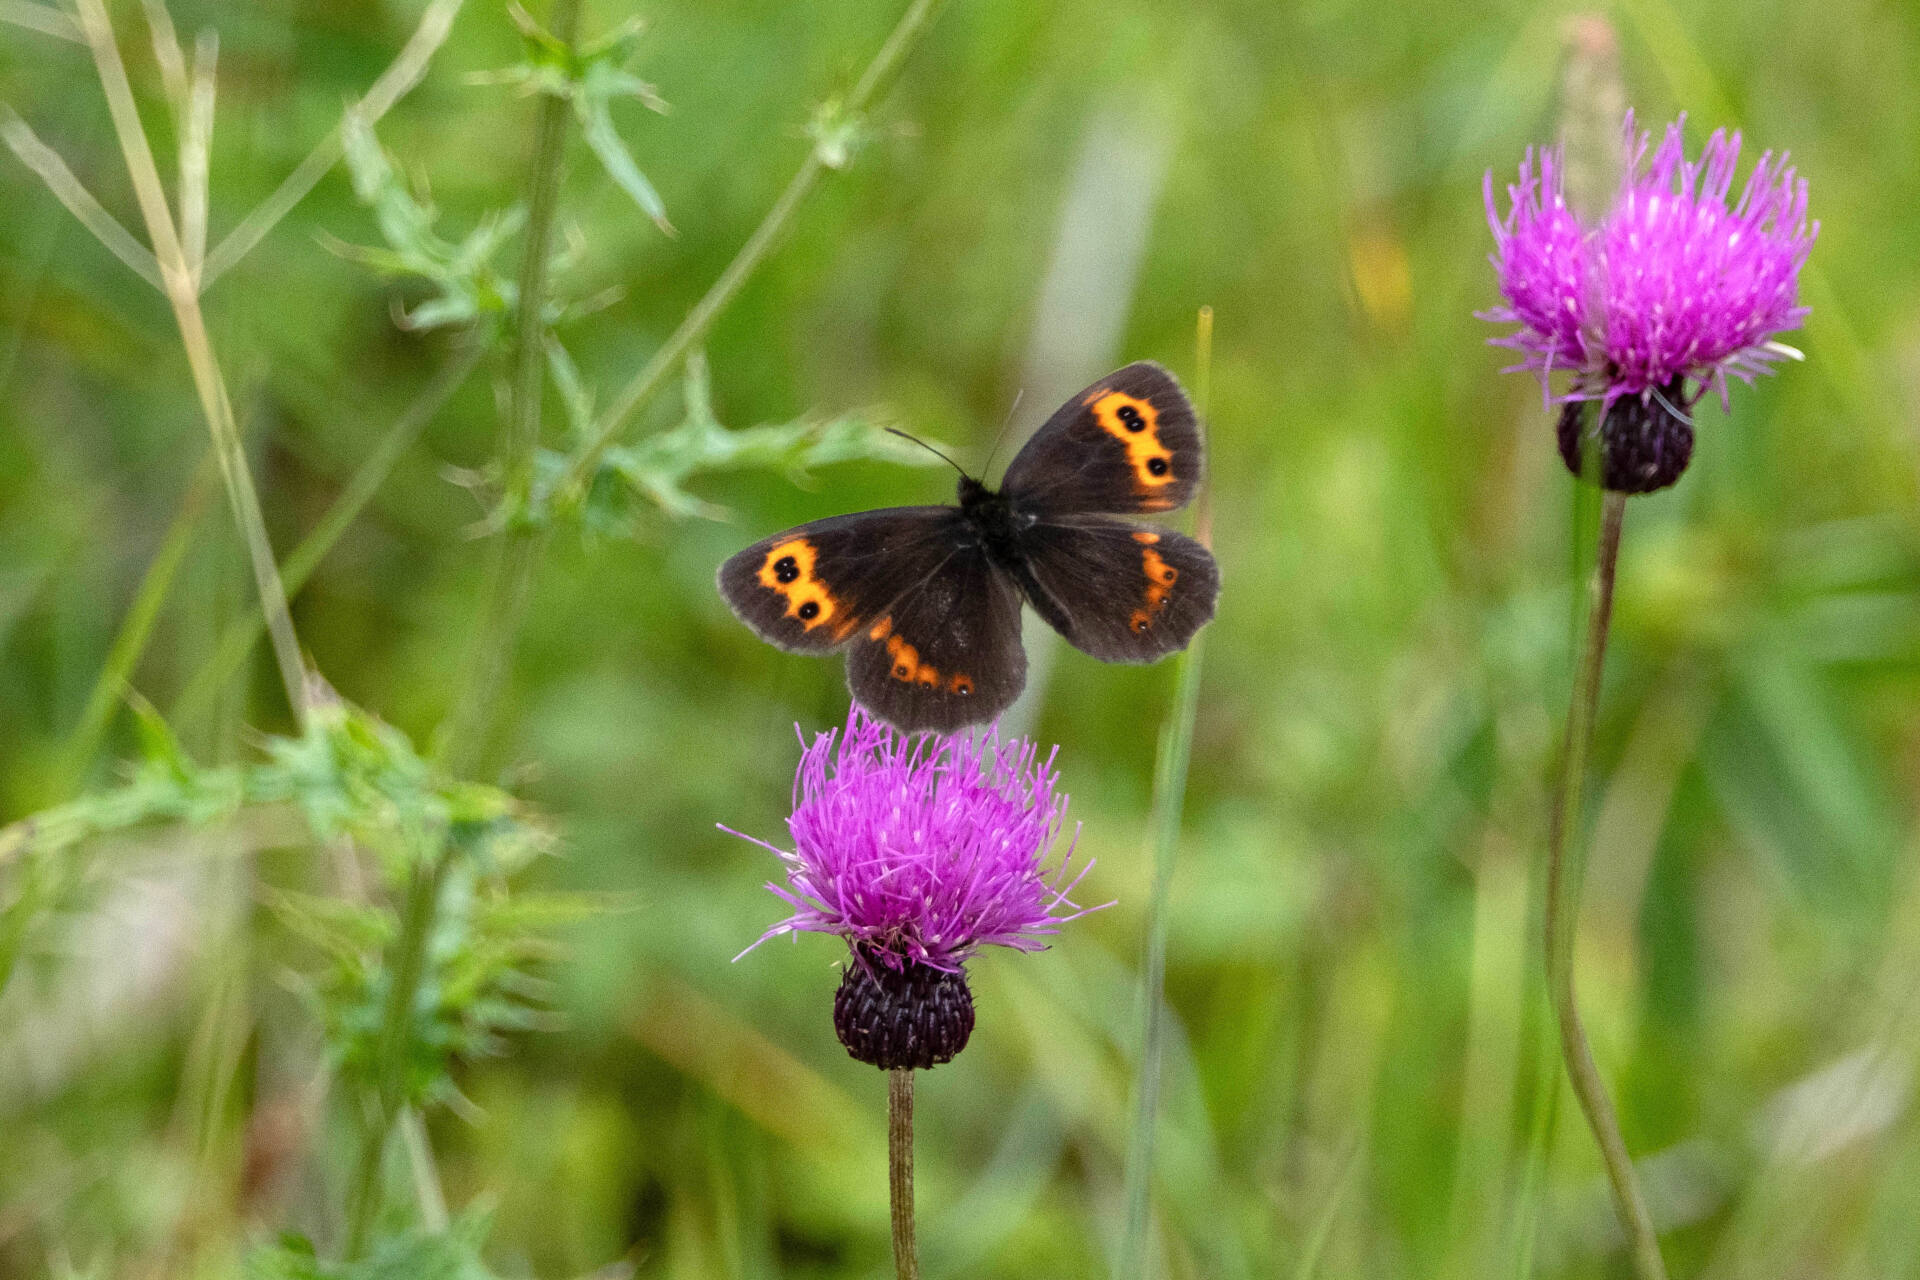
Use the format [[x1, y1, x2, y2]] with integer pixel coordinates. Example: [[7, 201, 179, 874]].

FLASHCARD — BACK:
[[1556, 379, 1695, 494], [834, 947, 975, 1070]]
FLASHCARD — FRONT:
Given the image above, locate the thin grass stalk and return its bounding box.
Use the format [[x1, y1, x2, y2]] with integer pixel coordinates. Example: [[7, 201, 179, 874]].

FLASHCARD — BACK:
[[58, 453, 219, 788], [160, 943, 252, 1273], [0, 0, 80, 42], [1117, 307, 1213, 1280], [439, 0, 582, 774], [1502, 1026, 1560, 1280], [888, 1068, 919, 1280], [556, 0, 950, 497], [199, 0, 465, 288], [1291, 1137, 1365, 1280], [175, 336, 487, 727], [72, 0, 310, 723], [1542, 490, 1667, 1280], [180, 29, 216, 281], [1501, 486, 1603, 1280], [400, 1108, 450, 1232], [0, 105, 165, 289], [137, 0, 189, 121]]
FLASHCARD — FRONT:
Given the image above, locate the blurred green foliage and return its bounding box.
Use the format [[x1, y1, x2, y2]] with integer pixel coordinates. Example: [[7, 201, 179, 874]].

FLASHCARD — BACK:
[[4, 0, 1920, 1278]]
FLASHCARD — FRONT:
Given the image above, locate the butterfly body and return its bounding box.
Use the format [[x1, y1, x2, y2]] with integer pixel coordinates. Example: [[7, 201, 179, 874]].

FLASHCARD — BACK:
[[719, 362, 1219, 731]]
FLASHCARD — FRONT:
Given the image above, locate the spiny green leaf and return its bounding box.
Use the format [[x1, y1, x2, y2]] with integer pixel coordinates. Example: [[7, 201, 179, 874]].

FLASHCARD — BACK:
[[126, 690, 190, 782], [336, 113, 524, 331], [525, 351, 949, 530], [245, 1211, 500, 1280], [577, 94, 672, 234]]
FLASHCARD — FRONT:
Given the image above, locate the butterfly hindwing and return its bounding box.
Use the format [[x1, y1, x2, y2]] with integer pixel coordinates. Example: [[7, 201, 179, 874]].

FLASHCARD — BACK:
[[716, 508, 961, 655], [998, 361, 1202, 516], [845, 544, 1027, 732], [1016, 518, 1219, 663]]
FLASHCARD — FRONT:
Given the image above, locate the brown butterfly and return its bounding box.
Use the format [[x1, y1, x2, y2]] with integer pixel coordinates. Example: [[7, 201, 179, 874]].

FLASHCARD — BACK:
[[718, 362, 1219, 730]]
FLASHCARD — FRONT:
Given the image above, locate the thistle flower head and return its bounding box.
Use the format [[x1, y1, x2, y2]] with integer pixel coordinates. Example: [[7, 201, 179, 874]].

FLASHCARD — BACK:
[[1483, 113, 1816, 491], [731, 705, 1095, 969], [1486, 112, 1815, 405], [726, 707, 1100, 1069]]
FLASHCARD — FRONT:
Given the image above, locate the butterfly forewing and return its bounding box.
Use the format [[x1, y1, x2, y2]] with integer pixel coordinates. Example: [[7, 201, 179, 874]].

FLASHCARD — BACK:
[[716, 508, 961, 654], [845, 546, 1027, 732], [718, 361, 1218, 731], [1016, 518, 1219, 662], [998, 362, 1203, 516]]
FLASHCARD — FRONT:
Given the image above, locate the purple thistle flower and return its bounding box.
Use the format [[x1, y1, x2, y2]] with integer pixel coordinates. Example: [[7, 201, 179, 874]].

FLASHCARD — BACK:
[[1483, 113, 1816, 492], [724, 706, 1102, 1069]]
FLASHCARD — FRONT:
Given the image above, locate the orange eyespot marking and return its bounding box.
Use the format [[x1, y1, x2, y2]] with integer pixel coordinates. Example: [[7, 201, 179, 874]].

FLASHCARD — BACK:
[[868, 616, 892, 641], [1132, 530, 1160, 544], [1136, 546, 1178, 631], [1088, 391, 1174, 493], [884, 633, 939, 686], [757, 538, 841, 630], [949, 673, 974, 695]]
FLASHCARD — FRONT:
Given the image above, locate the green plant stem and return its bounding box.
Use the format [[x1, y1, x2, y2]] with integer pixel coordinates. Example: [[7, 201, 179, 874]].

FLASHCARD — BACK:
[[73, 0, 309, 725], [341, 0, 578, 1247], [555, 0, 949, 498], [175, 336, 487, 728], [343, 849, 452, 1258], [1118, 622, 1206, 1279], [1543, 489, 1666, 1280], [1117, 308, 1213, 1280], [888, 1068, 919, 1280], [440, 0, 581, 775], [444, 0, 947, 770]]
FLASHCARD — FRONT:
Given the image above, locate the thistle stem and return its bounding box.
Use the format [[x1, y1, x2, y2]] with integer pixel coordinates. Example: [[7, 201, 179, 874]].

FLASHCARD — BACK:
[[341, 2, 580, 1251], [1543, 489, 1667, 1280], [342, 849, 451, 1258], [440, 0, 581, 774], [888, 1068, 919, 1280]]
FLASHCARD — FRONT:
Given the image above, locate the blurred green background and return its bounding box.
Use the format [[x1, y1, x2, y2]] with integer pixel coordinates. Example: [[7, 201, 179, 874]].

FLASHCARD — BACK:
[[5, 0, 1920, 1276]]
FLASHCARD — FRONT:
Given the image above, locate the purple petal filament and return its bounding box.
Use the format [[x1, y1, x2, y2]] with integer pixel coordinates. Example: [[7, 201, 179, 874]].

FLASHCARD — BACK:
[[1484, 113, 1815, 410], [728, 706, 1101, 971]]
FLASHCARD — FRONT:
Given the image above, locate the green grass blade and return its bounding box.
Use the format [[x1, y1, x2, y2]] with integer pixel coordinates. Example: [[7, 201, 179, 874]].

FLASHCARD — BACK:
[[1118, 308, 1213, 1280]]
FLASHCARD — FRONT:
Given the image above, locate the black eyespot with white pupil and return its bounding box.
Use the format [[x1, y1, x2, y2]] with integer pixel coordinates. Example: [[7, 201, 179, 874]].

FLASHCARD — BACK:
[[1146, 457, 1170, 476], [773, 555, 800, 583], [798, 601, 820, 620], [1117, 405, 1147, 432]]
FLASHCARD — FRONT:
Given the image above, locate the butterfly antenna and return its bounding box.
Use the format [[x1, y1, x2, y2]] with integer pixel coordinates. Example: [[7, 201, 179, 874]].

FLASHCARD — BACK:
[[981, 388, 1024, 478], [885, 427, 969, 477]]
